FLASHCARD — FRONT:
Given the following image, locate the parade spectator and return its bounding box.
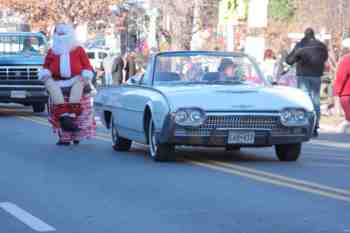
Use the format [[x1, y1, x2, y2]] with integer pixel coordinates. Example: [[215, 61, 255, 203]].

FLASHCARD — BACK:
[[102, 54, 113, 86], [286, 28, 328, 137], [261, 49, 277, 82], [125, 52, 137, 82], [333, 38, 350, 133], [112, 54, 124, 84]]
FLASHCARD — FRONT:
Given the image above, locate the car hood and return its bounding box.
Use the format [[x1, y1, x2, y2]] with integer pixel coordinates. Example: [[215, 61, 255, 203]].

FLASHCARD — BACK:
[[0, 55, 44, 65], [155, 84, 314, 112]]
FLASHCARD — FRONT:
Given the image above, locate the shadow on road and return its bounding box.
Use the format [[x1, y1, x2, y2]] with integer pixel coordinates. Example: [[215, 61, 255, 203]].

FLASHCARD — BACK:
[[0, 104, 47, 117]]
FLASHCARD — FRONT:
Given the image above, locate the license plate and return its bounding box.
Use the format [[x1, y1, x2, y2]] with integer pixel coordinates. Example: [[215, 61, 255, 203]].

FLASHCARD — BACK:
[[11, 90, 26, 99], [228, 131, 255, 144]]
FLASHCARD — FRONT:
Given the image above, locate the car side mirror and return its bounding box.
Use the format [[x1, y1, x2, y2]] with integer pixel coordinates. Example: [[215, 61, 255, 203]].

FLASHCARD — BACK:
[[128, 74, 144, 85], [129, 76, 138, 84]]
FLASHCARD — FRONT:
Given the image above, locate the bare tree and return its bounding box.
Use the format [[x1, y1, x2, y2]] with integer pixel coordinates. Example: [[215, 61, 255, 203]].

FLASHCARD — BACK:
[[0, 0, 124, 32], [152, 0, 218, 50]]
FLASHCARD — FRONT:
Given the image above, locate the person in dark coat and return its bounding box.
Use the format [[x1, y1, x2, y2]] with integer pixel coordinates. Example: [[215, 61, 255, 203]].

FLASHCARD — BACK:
[[124, 52, 137, 82], [112, 55, 124, 84], [286, 28, 328, 137]]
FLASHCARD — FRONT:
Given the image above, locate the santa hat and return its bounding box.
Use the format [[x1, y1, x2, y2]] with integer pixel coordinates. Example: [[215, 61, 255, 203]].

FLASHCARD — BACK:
[[342, 38, 350, 48]]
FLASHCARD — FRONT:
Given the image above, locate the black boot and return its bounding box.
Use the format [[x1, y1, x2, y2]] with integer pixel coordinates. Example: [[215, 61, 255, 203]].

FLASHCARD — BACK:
[[59, 116, 80, 132], [56, 141, 70, 146], [73, 140, 80, 145]]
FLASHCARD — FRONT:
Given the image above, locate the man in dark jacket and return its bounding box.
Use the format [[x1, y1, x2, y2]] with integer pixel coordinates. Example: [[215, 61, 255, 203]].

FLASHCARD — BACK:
[[124, 52, 137, 82], [112, 55, 124, 84], [286, 28, 328, 137]]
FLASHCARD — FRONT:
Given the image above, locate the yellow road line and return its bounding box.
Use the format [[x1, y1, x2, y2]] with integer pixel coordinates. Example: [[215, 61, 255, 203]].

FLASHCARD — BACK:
[[18, 116, 50, 126], [18, 116, 111, 142], [309, 140, 350, 149], [18, 115, 350, 203], [208, 160, 350, 196], [187, 160, 350, 203], [302, 162, 350, 168]]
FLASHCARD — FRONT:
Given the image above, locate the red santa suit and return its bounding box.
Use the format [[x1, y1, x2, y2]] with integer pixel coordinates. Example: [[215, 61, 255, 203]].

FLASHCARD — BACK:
[[40, 46, 94, 123], [39, 23, 96, 144], [42, 46, 93, 82]]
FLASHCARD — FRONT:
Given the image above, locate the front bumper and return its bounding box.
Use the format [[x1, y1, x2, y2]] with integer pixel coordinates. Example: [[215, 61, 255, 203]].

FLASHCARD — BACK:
[[157, 113, 315, 147], [0, 86, 48, 104]]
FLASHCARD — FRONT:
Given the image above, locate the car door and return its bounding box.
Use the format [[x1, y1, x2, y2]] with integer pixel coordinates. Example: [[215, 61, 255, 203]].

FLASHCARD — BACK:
[[115, 74, 152, 143]]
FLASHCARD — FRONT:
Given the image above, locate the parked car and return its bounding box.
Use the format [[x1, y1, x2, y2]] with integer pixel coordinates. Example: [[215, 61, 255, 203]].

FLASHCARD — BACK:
[[0, 32, 48, 112], [86, 48, 108, 70], [94, 51, 316, 162]]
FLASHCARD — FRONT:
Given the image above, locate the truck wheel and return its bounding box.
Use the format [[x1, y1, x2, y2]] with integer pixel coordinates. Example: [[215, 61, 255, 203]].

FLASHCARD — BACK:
[[112, 117, 132, 151], [32, 103, 46, 113], [275, 143, 301, 162], [148, 116, 175, 162]]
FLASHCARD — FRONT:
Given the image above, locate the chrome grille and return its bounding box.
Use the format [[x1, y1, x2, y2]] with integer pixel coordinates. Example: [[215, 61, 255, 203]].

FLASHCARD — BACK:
[[175, 114, 281, 137], [205, 115, 279, 130], [0, 66, 39, 81]]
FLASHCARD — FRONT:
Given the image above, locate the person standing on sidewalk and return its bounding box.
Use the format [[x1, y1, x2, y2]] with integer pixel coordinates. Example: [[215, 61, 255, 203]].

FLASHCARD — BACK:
[[286, 28, 328, 137], [124, 52, 137, 82], [112, 54, 124, 84], [333, 38, 350, 133]]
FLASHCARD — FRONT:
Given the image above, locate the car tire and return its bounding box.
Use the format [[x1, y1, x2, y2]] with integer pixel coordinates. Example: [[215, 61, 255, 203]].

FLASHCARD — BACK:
[[32, 103, 46, 113], [148, 116, 175, 162], [275, 143, 301, 162], [112, 117, 132, 151]]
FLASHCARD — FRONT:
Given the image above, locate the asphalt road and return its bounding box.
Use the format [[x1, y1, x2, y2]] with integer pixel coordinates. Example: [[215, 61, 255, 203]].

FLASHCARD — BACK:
[[1, 104, 350, 233]]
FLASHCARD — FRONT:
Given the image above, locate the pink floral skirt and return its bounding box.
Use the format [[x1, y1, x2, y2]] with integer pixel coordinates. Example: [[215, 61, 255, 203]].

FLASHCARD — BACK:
[[48, 94, 96, 142]]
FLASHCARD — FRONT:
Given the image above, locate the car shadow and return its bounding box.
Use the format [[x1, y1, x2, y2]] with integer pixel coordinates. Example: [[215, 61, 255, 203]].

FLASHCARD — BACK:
[[178, 147, 278, 163], [129, 144, 277, 163], [0, 104, 47, 118]]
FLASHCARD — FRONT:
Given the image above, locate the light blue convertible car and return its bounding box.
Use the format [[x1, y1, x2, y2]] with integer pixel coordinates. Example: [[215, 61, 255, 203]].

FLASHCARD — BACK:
[[94, 51, 316, 162]]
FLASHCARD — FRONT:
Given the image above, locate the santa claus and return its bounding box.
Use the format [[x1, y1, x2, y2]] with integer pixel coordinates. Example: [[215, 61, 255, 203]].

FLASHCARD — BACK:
[[39, 23, 96, 145]]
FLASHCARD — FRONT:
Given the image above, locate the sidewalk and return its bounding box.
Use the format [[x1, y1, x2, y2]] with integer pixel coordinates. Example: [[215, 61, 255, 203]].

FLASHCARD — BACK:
[[320, 115, 349, 134]]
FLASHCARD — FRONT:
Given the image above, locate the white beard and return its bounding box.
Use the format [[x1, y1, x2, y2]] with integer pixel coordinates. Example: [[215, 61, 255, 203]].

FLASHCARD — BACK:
[[52, 34, 79, 78], [52, 34, 78, 55]]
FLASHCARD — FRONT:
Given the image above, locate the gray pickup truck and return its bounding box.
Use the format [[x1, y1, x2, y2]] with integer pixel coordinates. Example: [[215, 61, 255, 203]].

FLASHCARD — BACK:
[[0, 32, 48, 112]]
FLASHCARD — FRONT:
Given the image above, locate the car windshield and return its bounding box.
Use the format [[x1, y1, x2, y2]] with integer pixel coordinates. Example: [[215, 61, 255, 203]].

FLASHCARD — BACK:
[[153, 53, 267, 86], [0, 35, 47, 56]]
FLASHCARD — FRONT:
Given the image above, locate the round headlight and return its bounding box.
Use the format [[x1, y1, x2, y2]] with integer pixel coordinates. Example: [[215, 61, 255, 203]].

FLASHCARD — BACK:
[[189, 110, 203, 122], [174, 108, 206, 127], [175, 110, 188, 123], [295, 109, 306, 121], [280, 108, 308, 126], [281, 110, 292, 122]]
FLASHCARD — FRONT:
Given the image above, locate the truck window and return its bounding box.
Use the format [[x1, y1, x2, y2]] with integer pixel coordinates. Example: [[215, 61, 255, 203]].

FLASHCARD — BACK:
[[0, 35, 47, 55], [87, 52, 95, 59], [98, 52, 107, 59]]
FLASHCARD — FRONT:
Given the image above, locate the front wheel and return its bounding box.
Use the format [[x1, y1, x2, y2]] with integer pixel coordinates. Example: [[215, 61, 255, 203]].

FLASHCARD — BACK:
[[32, 103, 46, 113], [112, 117, 132, 151], [148, 116, 175, 162], [275, 143, 301, 162]]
